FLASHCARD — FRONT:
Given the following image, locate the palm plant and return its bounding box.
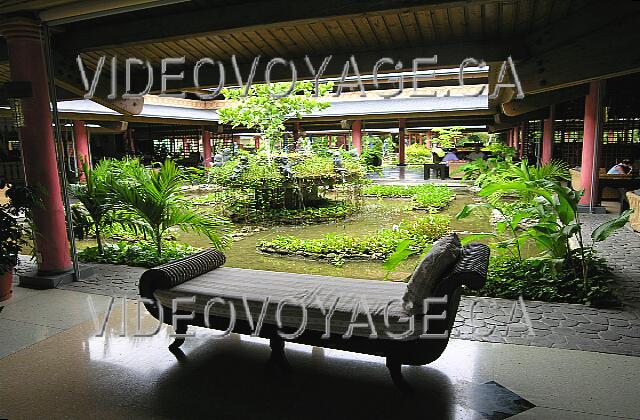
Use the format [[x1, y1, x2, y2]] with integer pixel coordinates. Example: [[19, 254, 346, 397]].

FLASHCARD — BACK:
[[69, 160, 114, 254], [111, 159, 229, 256]]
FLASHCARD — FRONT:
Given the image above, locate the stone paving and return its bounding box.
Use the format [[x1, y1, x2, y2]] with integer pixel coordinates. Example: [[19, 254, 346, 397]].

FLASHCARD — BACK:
[[13, 214, 640, 357]]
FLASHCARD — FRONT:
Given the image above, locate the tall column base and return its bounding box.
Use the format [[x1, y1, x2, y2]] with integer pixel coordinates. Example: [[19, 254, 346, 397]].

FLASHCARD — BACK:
[[19, 266, 93, 289]]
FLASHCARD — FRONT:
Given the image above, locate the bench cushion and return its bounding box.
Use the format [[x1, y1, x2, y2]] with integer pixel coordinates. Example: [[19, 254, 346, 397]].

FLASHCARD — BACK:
[[401, 233, 462, 314], [154, 267, 423, 340]]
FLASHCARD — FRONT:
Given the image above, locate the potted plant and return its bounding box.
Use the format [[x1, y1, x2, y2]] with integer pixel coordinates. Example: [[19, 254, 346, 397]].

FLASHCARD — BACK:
[[0, 182, 28, 302]]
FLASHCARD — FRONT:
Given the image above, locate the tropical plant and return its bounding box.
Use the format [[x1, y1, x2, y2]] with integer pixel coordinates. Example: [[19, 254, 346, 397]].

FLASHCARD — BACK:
[[431, 126, 465, 148], [110, 159, 230, 256], [218, 81, 333, 156], [406, 143, 432, 164], [69, 160, 115, 254], [78, 240, 202, 268], [475, 178, 634, 292]]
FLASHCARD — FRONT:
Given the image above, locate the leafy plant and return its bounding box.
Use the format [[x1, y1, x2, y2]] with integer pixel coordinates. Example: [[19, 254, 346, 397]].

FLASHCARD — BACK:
[[78, 240, 201, 268], [257, 214, 451, 263], [110, 159, 230, 256], [218, 81, 333, 156], [406, 144, 432, 164], [69, 160, 115, 254]]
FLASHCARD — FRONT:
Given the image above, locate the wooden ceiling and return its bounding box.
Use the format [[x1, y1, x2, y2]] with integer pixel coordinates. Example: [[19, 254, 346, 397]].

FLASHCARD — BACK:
[[0, 0, 590, 85], [70, 0, 586, 73]]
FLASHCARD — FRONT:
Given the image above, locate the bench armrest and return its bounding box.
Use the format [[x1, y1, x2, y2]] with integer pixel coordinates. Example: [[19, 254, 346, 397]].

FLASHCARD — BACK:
[[139, 248, 226, 300]]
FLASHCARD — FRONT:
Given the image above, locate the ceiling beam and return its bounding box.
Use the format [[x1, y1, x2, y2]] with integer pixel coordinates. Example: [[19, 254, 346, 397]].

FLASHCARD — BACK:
[[517, 6, 640, 95], [54, 0, 509, 52], [501, 84, 588, 117]]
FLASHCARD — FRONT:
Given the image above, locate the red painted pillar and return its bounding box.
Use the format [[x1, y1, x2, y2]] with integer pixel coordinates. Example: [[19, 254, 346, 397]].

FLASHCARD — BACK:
[[1, 18, 71, 274], [351, 120, 362, 154], [254, 135, 261, 150], [541, 106, 555, 164], [73, 121, 90, 179], [202, 130, 212, 167], [398, 119, 406, 166], [579, 80, 605, 207], [513, 127, 519, 155], [507, 130, 512, 147], [426, 130, 432, 148], [328, 135, 332, 147]]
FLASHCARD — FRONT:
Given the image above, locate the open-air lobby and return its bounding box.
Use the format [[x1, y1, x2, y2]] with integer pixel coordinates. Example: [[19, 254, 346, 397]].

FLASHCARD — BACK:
[[1, 1, 640, 419]]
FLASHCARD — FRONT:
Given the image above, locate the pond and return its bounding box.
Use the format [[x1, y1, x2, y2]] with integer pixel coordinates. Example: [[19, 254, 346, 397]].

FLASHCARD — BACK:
[[177, 186, 491, 281]]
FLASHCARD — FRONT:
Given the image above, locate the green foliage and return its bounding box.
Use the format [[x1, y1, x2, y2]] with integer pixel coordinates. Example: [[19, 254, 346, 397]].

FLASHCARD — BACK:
[[109, 159, 230, 256], [478, 253, 618, 307], [69, 160, 115, 254], [412, 186, 455, 211], [78, 240, 201, 268], [406, 144, 432, 164], [431, 127, 465, 148], [1, 184, 41, 268], [0, 186, 28, 272], [362, 184, 455, 211], [257, 214, 451, 263], [218, 81, 333, 153]]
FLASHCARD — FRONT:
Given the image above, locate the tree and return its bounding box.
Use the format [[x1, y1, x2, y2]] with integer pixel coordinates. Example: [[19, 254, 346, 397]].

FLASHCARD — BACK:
[[111, 160, 230, 256], [218, 81, 333, 156]]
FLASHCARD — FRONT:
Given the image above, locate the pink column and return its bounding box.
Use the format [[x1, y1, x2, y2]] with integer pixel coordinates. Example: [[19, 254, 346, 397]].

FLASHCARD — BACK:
[[351, 120, 362, 154], [507, 130, 512, 147], [426, 130, 432, 148], [398, 119, 406, 166], [579, 80, 605, 207], [73, 121, 90, 179], [1, 18, 71, 274], [541, 106, 555, 164], [202, 130, 212, 167]]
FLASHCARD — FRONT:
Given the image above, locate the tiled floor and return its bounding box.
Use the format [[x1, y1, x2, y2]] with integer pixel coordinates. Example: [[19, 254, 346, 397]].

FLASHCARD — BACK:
[[0, 296, 639, 419]]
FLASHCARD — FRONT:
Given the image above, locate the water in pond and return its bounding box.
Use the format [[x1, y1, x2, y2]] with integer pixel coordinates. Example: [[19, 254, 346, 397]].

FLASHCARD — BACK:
[[176, 187, 491, 281]]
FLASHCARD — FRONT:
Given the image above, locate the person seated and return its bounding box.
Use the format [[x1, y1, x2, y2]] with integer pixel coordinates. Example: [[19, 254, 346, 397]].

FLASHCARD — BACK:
[[607, 159, 633, 175], [466, 146, 486, 161], [431, 143, 445, 164], [441, 148, 460, 164]]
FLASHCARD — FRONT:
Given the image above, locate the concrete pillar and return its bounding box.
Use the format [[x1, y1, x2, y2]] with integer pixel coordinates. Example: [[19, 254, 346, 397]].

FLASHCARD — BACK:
[[202, 130, 212, 167], [351, 120, 362, 154], [398, 119, 406, 166], [1, 17, 71, 274], [541, 106, 555, 164], [579, 80, 605, 207], [72, 121, 90, 178]]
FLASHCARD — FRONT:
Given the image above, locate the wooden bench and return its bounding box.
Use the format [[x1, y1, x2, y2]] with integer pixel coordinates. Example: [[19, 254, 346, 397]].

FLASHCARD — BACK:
[[139, 242, 490, 388]]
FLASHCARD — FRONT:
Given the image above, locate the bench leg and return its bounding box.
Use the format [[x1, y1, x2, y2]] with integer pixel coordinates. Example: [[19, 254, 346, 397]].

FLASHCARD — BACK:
[[268, 336, 292, 373], [169, 321, 188, 352], [386, 357, 412, 393]]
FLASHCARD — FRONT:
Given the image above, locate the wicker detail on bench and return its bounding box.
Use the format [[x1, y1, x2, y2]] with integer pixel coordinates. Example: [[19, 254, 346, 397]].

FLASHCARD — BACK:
[[139, 248, 225, 300]]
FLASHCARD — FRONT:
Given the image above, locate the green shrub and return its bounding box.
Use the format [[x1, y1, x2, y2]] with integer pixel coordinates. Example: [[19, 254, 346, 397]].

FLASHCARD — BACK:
[[362, 184, 454, 211], [257, 214, 451, 262], [78, 240, 201, 268], [406, 144, 432, 164], [475, 253, 619, 307]]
